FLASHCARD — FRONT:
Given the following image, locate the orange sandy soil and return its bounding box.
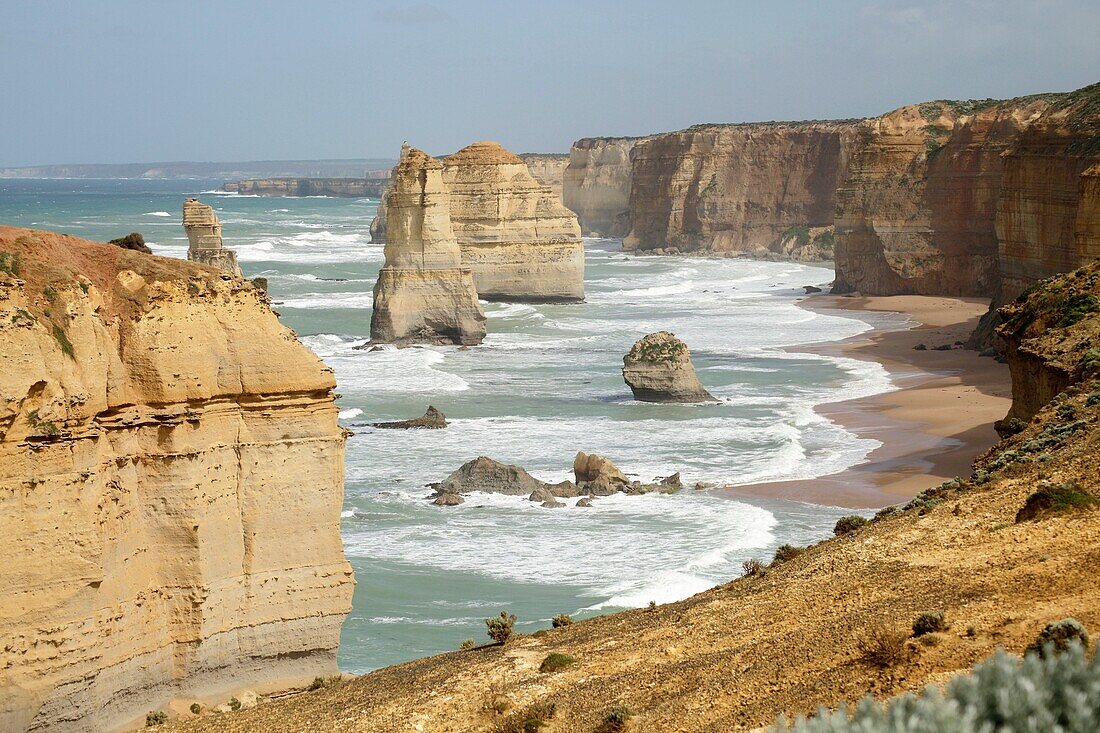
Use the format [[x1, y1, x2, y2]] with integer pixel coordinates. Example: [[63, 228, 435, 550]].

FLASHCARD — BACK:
[[725, 294, 1011, 508]]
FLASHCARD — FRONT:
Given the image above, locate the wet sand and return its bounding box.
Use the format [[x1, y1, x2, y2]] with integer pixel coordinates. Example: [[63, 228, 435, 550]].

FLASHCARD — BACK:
[[724, 294, 1011, 509]]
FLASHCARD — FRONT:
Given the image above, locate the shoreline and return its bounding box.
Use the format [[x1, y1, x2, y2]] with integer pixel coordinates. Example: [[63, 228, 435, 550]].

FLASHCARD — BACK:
[[722, 294, 1012, 509]]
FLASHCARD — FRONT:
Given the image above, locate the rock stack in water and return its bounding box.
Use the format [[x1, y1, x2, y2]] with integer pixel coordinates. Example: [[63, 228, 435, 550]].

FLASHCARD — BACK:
[[369, 147, 486, 345], [443, 142, 584, 302], [622, 331, 716, 403], [182, 198, 242, 275]]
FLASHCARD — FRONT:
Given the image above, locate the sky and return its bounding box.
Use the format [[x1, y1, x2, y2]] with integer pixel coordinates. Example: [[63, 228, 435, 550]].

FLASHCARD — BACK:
[[1, 0, 1097, 166]]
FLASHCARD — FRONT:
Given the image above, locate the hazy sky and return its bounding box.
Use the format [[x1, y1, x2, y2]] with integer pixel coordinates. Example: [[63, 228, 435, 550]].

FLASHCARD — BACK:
[[2, 0, 1097, 165]]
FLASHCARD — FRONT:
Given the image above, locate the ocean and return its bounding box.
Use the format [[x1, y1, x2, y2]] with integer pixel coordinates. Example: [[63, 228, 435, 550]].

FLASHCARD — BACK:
[[0, 179, 910, 672]]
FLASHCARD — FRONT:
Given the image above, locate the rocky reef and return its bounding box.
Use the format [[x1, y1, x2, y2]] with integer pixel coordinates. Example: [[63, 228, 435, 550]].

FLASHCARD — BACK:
[[834, 96, 1056, 296], [563, 136, 649, 237], [368, 148, 485, 346], [369, 406, 448, 430], [623, 122, 858, 258], [182, 199, 242, 276], [442, 142, 584, 302], [622, 331, 715, 403], [0, 227, 353, 732]]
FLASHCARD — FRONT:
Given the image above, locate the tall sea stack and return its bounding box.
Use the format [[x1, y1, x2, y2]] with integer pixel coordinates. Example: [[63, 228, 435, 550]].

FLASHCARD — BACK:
[[182, 198, 242, 275], [369, 147, 486, 346]]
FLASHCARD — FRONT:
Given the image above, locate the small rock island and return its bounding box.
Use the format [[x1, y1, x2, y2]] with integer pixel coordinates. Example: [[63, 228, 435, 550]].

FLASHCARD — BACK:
[[622, 331, 716, 403]]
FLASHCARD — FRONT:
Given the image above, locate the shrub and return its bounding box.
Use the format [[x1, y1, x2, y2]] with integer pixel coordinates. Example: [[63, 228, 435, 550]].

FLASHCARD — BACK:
[[0, 251, 22, 276], [43, 285, 57, 302], [1056, 293, 1099, 327], [486, 611, 516, 644], [1087, 392, 1100, 407], [647, 600, 656, 611], [228, 697, 241, 711], [857, 625, 909, 668], [772, 645, 1100, 732], [459, 638, 475, 651], [539, 652, 575, 673], [1016, 481, 1098, 522], [1028, 618, 1090, 658], [551, 613, 573, 628], [872, 505, 899, 521], [912, 611, 948, 637], [189, 702, 201, 715], [772, 544, 803, 564], [596, 705, 634, 733], [833, 515, 869, 536], [52, 323, 75, 358], [307, 675, 342, 691], [145, 711, 168, 726], [742, 558, 766, 576], [494, 701, 555, 733]]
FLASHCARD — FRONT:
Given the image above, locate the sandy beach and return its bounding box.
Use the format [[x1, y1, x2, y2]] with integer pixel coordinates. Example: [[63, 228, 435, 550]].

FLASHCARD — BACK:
[[725, 294, 1012, 509]]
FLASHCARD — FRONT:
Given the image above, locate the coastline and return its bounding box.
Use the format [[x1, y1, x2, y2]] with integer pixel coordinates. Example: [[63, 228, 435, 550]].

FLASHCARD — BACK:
[[723, 294, 1012, 509]]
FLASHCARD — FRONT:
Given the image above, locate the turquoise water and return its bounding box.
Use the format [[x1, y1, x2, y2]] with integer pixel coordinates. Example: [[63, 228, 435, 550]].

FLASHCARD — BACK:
[[0, 179, 907, 673]]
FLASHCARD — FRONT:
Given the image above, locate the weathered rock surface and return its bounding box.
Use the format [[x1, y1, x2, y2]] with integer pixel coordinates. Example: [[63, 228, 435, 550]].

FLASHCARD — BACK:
[[518, 153, 570, 201], [431, 456, 554, 497], [108, 232, 152, 254], [563, 137, 649, 237], [443, 142, 584, 302], [182, 198, 243, 276], [622, 122, 858, 258], [368, 147, 485, 346], [834, 97, 1055, 296], [0, 227, 353, 733], [572, 451, 631, 495], [622, 331, 715, 403], [369, 405, 448, 429]]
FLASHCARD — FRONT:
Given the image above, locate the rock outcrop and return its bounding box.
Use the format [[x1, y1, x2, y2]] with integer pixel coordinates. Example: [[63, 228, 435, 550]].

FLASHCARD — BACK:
[[368, 147, 486, 346], [622, 331, 715, 403], [563, 137, 649, 237], [572, 451, 684, 496], [0, 227, 353, 733], [182, 199, 243, 276], [108, 232, 152, 254], [519, 153, 570, 201], [443, 142, 584, 302], [622, 122, 858, 257], [834, 97, 1056, 296], [996, 84, 1100, 301], [429, 456, 576, 502], [369, 406, 447, 429]]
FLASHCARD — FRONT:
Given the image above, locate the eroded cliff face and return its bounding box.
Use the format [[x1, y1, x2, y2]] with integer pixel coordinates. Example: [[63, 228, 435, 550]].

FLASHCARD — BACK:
[[0, 227, 353, 732], [443, 142, 584, 302], [562, 137, 647, 238], [518, 154, 569, 201], [369, 148, 486, 345], [996, 84, 1100, 301], [621, 122, 857, 257], [834, 98, 1055, 296]]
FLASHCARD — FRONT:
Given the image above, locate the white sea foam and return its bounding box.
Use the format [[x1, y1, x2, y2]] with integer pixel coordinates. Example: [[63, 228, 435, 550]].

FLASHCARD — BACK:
[[339, 408, 364, 420], [144, 211, 172, 217]]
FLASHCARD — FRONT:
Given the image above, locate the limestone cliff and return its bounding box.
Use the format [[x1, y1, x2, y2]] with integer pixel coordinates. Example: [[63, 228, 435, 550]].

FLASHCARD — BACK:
[[441, 142, 584, 302], [518, 153, 569, 201], [834, 97, 1056, 296], [0, 227, 353, 732], [996, 83, 1100, 301], [369, 148, 486, 345], [182, 199, 243, 276], [562, 137, 648, 237], [622, 122, 858, 257]]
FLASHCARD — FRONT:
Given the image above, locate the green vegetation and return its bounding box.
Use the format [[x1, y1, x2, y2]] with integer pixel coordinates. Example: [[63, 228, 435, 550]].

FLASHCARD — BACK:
[[912, 611, 948, 637], [833, 515, 869, 536], [145, 711, 168, 727], [0, 251, 22, 276], [1016, 480, 1098, 522], [774, 643, 1098, 732], [923, 123, 950, 137], [539, 652, 575, 673], [812, 229, 835, 254], [781, 225, 811, 249], [228, 697, 241, 712], [857, 625, 909, 668], [486, 611, 517, 644], [43, 285, 57, 302], [551, 613, 573, 628], [924, 137, 946, 156], [494, 701, 556, 733], [307, 675, 343, 691], [459, 638, 475, 651], [1056, 293, 1099, 327], [189, 703, 201, 715], [78, 280, 90, 294], [596, 705, 634, 733], [26, 409, 59, 437], [772, 544, 804, 564], [627, 332, 688, 363], [52, 323, 75, 358], [918, 103, 943, 121], [742, 558, 766, 576], [1028, 618, 1090, 658]]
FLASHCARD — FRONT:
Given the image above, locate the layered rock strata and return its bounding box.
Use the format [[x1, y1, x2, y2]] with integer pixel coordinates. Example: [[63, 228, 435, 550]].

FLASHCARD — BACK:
[[182, 199, 242, 276], [0, 227, 353, 733], [622, 331, 715, 403], [834, 97, 1056, 296], [518, 154, 570, 201], [442, 142, 584, 302], [622, 122, 858, 257], [563, 137, 649, 237], [368, 148, 486, 346]]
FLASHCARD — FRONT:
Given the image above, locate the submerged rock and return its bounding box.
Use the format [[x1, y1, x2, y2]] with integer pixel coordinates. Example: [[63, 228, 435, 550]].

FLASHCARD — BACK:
[[371, 406, 448, 430], [108, 232, 152, 254], [432, 493, 464, 507], [576, 497, 594, 508], [622, 331, 716, 403]]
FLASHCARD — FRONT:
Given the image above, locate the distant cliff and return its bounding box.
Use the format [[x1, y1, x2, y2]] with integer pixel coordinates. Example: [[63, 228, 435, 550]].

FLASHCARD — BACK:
[[518, 154, 570, 201], [225, 178, 388, 197], [0, 228, 353, 732], [563, 137, 648, 237]]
